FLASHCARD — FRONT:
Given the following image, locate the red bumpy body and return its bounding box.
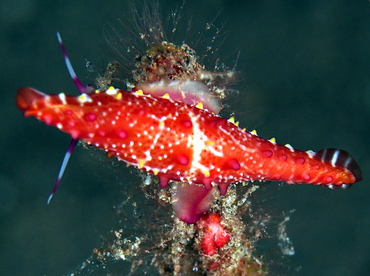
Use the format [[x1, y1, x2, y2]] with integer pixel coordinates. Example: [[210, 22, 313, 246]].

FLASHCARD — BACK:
[[16, 86, 362, 195]]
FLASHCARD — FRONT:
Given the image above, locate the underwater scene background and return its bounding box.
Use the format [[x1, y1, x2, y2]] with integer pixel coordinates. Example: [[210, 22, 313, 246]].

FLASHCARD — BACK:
[[1, 0, 370, 275]]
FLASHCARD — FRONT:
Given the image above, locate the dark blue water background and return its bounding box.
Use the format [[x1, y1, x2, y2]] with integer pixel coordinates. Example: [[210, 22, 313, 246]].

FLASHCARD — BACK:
[[1, 0, 369, 275]]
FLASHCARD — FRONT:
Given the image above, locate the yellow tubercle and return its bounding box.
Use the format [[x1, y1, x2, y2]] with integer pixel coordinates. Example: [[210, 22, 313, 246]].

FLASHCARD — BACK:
[[162, 93, 170, 99], [77, 93, 92, 103], [285, 143, 294, 150], [269, 137, 276, 143], [196, 102, 204, 109], [228, 116, 240, 126], [306, 150, 314, 156], [203, 170, 210, 177], [138, 159, 146, 169], [115, 93, 122, 100], [134, 90, 144, 96], [105, 86, 119, 96]]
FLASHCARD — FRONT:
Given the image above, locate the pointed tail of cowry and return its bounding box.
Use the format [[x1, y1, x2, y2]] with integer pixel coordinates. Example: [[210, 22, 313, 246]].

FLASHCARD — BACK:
[[16, 87, 46, 112], [314, 148, 362, 189]]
